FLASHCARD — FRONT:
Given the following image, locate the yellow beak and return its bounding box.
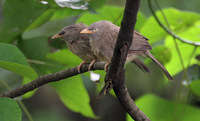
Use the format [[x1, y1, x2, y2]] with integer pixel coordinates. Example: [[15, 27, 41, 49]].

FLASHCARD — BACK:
[[51, 34, 63, 39], [80, 29, 94, 34]]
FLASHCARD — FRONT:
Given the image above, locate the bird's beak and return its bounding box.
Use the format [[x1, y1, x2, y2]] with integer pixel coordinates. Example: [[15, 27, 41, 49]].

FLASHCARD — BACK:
[[80, 29, 94, 34], [51, 34, 63, 39]]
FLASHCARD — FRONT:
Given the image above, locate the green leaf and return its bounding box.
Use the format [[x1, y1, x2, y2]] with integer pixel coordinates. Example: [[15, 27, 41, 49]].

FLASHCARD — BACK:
[[0, 0, 47, 43], [0, 43, 28, 66], [49, 9, 82, 21], [77, 5, 123, 25], [0, 44, 37, 80], [127, 94, 200, 121], [50, 75, 97, 118], [22, 17, 76, 39], [147, 45, 172, 65], [46, 49, 82, 67], [0, 61, 37, 80], [164, 21, 200, 76], [25, 9, 55, 31], [17, 37, 63, 75], [77, 5, 146, 30], [190, 80, 200, 97], [140, 8, 200, 44], [0, 97, 22, 121]]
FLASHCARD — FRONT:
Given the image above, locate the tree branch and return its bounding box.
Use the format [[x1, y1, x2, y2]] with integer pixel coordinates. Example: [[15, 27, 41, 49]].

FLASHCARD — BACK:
[[0, 62, 105, 98], [104, 0, 150, 120]]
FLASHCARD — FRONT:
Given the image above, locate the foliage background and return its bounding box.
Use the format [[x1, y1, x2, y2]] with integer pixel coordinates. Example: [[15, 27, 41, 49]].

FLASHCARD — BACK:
[[0, 0, 200, 121]]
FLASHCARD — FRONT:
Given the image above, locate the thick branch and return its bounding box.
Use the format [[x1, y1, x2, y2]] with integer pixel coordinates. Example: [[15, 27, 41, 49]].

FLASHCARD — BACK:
[[0, 62, 105, 98], [105, 0, 150, 120]]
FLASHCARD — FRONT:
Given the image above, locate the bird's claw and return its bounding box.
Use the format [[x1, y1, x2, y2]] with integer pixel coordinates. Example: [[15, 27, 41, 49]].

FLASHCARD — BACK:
[[88, 59, 96, 71], [104, 62, 110, 72], [77, 61, 86, 73]]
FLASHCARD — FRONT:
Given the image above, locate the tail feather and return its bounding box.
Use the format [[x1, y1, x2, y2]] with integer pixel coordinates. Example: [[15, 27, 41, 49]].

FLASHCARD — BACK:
[[131, 58, 151, 73], [146, 51, 174, 82]]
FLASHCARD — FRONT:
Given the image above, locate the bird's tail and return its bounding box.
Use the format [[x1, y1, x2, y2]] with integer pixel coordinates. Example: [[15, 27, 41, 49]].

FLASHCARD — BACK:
[[131, 58, 151, 73], [146, 51, 174, 82]]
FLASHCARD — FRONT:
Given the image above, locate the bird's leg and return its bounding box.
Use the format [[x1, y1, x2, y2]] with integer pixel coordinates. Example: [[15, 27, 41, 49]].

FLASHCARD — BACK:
[[104, 62, 110, 72], [77, 61, 86, 73], [88, 59, 96, 71]]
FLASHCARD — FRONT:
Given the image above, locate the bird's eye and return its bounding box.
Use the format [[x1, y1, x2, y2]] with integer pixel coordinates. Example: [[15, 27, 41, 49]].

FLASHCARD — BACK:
[[59, 31, 65, 35], [93, 28, 98, 31]]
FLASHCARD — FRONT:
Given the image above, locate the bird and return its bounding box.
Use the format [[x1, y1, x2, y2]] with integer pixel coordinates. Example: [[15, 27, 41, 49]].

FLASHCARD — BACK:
[[80, 20, 174, 82], [51, 23, 97, 72], [52, 23, 150, 73]]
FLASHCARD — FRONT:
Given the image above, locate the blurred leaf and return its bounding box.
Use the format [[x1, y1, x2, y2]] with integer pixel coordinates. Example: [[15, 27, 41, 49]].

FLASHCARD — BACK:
[[0, 43, 28, 66], [77, 5, 124, 25], [190, 80, 200, 97], [135, 12, 147, 31], [46, 49, 82, 67], [165, 21, 200, 76], [140, 8, 200, 44], [25, 9, 55, 31], [0, 61, 37, 80], [0, 97, 22, 121], [49, 8, 82, 21], [127, 94, 200, 121], [22, 17, 77, 39], [17, 37, 64, 75], [0, 0, 47, 43], [50, 75, 97, 119], [0, 44, 37, 80], [18, 37, 50, 60], [87, 0, 106, 11], [146, 45, 172, 65], [0, 68, 22, 93], [77, 5, 146, 30]]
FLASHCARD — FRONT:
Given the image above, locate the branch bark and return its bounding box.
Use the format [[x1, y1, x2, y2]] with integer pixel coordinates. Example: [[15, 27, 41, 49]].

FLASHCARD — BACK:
[[0, 62, 105, 98], [104, 0, 151, 120]]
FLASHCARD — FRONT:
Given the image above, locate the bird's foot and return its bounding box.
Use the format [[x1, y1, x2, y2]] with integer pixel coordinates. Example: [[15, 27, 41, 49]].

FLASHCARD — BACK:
[[104, 62, 110, 72], [77, 61, 86, 73], [88, 59, 96, 71]]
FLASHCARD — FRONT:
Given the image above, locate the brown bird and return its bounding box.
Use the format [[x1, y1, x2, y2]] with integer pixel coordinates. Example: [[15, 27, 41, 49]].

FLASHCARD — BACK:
[[52, 23, 97, 72], [52, 23, 150, 73], [80, 20, 174, 82]]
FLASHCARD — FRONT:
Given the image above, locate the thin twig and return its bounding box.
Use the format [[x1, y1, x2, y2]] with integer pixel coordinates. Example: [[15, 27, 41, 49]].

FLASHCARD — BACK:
[[148, 0, 200, 46]]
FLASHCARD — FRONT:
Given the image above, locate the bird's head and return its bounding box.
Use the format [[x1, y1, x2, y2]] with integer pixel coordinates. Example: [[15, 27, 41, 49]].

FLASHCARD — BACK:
[[52, 23, 87, 42], [80, 20, 112, 40]]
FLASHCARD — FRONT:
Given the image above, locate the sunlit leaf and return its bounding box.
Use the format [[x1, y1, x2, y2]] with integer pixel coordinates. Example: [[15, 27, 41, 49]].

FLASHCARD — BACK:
[[165, 21, 200, 76], [140, 8, 200, 44], [77, 5, 146, 30], [147, 45, 172, 65], [127, 94, 200, 121]]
